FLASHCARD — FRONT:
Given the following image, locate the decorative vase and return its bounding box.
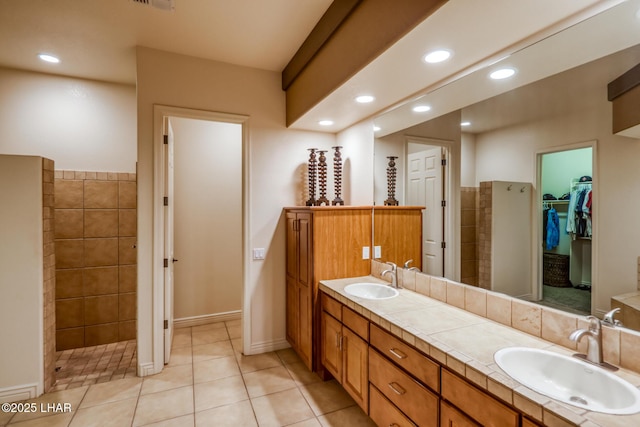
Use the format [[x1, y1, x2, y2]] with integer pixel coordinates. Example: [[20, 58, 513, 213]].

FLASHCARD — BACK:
[[306, 148, 318, 206], [384, 156, 399, 206], [316, 150, 330, 206], [332, 146, 344, 206]]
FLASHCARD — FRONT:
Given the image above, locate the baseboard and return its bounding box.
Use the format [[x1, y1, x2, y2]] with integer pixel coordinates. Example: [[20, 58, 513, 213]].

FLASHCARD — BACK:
[[246, 338, 290, 356], [174, 311, 241, 329], [137, 362, 156, 377], [0, 383, 39, 403]]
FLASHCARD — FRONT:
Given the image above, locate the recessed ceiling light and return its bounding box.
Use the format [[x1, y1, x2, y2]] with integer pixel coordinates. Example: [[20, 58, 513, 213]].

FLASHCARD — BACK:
[[355, 95, 375, 103], [423, 49, 452, 64], [413, 105, 431, 113], [373, 125, 381, 132], [490, 67, 516, 80], [461, 121, 471, 127], [318, 120, 334, 126], [38, 53, 60, 64]]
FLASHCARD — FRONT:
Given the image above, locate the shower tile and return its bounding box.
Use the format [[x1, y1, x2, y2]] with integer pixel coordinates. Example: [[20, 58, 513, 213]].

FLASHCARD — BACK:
[[85, 295, 118, 325], [56, 239, 85, 269], [56, 327, 85, 351], [85, 323, 119, 346], [84, 209, 118, 238], [83, 266, 118, 296], [84, 238, 118, 267], [119, 181, 137, 209], [55, 209, 84, 239], [119, 237, 137, 265], [119, 321, 136, 341], [119, 209, 137, 237], [56, 298, 84, 329], [119, 265, 137, 292], [84, 181, 118, 209], [56, 269, 84, 298], [55, 179, 84, 208], [119, 292, 136, 321]]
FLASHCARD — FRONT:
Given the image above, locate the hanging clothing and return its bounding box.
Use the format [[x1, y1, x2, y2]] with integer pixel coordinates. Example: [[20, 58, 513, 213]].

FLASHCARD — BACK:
[[566, 181, 592, 239], [546, 207, 559, 250]]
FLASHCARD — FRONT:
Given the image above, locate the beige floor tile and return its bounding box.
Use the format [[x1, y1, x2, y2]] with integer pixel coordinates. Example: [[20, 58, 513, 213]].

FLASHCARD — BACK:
[[167, 345, 192, 367], [137, 414, 194, 427], [317, 405, 376, 427], [141, 364, 193, 395], [237, 351, 282, 374], [192, 341, 234, 364], [300, 380, 355, 416], [7, 412, 74, 427], [242, 365, 296, 398], [10, 386, 88, 423], [224, 319, 241, 328], [194, 375, 248, 412], [192, 322, 226, 333], [69, 397, 136, 427], [251, 388, 315, 427], [226, 325, 241, 339], [133, 386, 194, 427], [276, 348, 302, 365], [195, 400, 257, 427], [0, 408, 14, 426], [192, 328, 229, 346], [171, 330, 192, 349], [193, 356, 240, 384], [286, 362, 322, 387], [288, 418, 322, 427], [80, 377, 142, 408]]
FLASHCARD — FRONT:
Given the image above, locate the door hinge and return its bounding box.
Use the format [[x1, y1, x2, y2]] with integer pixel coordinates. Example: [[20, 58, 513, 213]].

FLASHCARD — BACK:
[[163, 134, 168, 145], [164, 320, 168, 329], [164, 258, 168, 268], [441, 242, 446, 249], [441, 158, 447, 166], [163, 196, 169, 206], [441, 200, 446, 208]]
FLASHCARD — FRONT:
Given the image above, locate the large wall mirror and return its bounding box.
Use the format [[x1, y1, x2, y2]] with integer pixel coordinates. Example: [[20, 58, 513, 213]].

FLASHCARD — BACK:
[[371, 0, 640, 331]]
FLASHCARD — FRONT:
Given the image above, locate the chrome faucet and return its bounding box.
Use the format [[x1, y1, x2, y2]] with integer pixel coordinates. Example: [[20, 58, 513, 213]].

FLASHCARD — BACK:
[[403, 259, 421, 272], [382, 262, 399, 288], [569, 315, 604, 365], [602, 307, 622, 327]]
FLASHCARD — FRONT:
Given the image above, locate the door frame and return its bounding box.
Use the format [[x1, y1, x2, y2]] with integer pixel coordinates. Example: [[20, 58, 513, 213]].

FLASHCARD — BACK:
[[150, 105, 249, 374], [534, 140, 597, 314], [404, 135, 459, 281]]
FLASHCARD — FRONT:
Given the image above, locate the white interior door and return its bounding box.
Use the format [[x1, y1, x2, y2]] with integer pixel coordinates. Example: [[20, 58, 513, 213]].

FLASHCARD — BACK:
[[163, 120, 175, 364], [407, 146, 445, 276]]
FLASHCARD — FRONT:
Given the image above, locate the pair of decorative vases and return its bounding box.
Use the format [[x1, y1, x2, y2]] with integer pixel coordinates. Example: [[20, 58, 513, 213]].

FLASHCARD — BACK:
[[306, 147, 344, 206]]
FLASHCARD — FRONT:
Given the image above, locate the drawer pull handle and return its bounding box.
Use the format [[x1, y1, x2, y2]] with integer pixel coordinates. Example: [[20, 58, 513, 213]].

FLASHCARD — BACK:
[[389, 348, 407, 359], [388, 382, 406, 395]]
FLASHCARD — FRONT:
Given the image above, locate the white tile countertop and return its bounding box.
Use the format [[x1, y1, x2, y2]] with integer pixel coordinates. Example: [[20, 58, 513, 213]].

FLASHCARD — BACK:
[[319, 275, 640, 427]]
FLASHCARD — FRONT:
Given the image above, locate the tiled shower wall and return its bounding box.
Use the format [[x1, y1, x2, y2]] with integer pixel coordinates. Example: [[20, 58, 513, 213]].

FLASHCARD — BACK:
[[54, 171, 137, 351], [478, 181, 492, 290], [461, 187, 479, 286], [42, 158, 56, 392]]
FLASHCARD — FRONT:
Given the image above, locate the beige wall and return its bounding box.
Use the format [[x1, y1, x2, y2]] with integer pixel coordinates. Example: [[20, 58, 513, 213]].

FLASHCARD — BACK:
[[474, 76, 640, 316], [0, 68, 136, 173], [135, 47, 357, 364], [0, 155, 44, 400]]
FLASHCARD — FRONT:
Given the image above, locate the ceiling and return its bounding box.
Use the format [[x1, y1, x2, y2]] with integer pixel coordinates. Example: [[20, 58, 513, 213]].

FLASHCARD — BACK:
[[0, 0, 628, 133]]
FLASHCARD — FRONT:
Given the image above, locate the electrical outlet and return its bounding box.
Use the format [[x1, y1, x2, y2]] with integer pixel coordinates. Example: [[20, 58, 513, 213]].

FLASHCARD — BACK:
[[253, 248, 265, 260], [374, 246, 381, 259], [362, 246, 370, 260]]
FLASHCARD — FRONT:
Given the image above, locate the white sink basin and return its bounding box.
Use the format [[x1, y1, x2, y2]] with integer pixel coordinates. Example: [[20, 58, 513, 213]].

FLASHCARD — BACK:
[[344, 283, 399, 300], [494, 347, 640, 414]]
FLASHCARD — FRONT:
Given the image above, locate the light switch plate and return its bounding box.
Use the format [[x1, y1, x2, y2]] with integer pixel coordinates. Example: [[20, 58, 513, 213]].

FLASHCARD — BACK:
[[374, 246, 381, 259], [362, 246, 370, 260], [253, 248, 266, 260]]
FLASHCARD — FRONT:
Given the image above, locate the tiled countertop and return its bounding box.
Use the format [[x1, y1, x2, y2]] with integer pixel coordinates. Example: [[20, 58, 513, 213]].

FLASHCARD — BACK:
[[319, 275, 640, 427]]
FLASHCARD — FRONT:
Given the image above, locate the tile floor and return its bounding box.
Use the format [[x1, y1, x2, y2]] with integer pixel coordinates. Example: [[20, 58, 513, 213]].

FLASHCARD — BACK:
[[1, 320, 375, 427]]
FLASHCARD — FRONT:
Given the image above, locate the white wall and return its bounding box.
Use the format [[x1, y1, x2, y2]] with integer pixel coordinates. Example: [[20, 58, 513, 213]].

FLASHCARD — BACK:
[[0, 155, 43, 401], [0, 68, 136, 172], [171, 117, 243, 319], [136, 47, 368, 368]]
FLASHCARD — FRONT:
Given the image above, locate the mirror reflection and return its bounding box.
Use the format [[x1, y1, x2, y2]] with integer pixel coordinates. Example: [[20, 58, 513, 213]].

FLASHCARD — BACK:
[[372, 0, 640, 331]]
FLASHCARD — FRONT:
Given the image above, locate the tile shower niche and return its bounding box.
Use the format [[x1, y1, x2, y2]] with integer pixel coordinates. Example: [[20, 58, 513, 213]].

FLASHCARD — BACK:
[[54, 171, 137, 350]]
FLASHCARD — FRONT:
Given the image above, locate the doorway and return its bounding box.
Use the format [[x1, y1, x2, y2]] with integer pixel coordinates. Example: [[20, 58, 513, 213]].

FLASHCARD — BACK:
[[537, 144, 594, 315], [152, 106, 248, 372]]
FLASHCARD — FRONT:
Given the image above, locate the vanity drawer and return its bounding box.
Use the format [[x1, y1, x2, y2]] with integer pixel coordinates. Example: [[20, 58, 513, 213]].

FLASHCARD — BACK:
[[321, 293, 342, 320], [369, 348, 438, 427], [342, 307, 368, 340], [441, 369, 518, 427], [369, 384, 416, 427], [370, 323, 440, 392]]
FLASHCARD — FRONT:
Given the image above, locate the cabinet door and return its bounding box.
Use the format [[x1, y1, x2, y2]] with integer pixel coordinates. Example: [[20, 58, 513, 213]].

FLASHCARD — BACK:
[[298, 281, 312, 368], [297, 212, 312, 287], [285, 277, 298, 348], [342, 327, 368, 413], [440, 401, 480, 427], [321, 311, 342, 380]]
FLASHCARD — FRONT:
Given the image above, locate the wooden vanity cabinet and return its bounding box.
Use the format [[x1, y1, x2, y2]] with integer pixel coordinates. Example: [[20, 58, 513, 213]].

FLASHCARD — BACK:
[[285, 207, 372, 372], [440, 401, 480, 427], [320, 293, 369, 412]]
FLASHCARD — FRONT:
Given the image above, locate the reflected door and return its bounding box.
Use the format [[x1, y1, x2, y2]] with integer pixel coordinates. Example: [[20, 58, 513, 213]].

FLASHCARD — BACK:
[[407, 147, 445, 276]]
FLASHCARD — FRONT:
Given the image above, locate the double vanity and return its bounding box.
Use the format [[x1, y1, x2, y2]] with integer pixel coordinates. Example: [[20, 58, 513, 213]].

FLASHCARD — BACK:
[[319, 272, 640, 427]]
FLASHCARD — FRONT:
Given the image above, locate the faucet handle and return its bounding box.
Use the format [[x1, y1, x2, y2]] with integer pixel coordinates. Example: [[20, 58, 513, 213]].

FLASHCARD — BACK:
[[603, 308, 622, 326], [587, 315, 601, 332], [386, 262, 397, 271], [403, 259, 414, 269]]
